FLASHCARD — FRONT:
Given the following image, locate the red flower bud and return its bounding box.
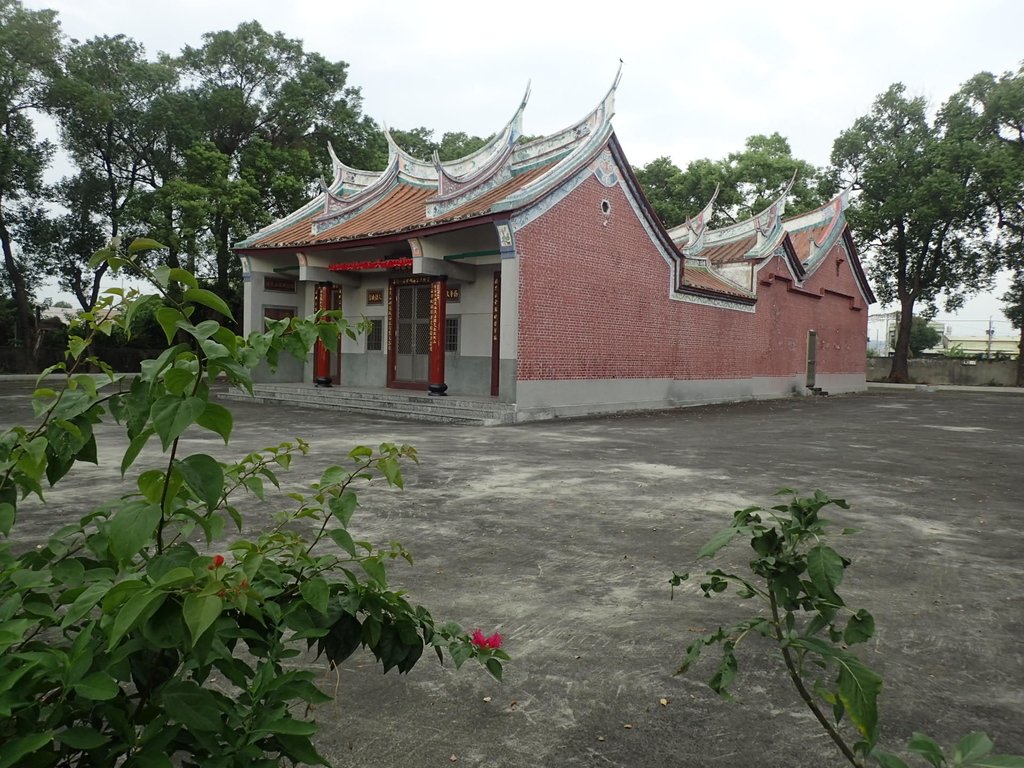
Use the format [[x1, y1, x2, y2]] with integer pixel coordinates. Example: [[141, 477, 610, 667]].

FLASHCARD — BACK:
[[208, 554, 225, 570]]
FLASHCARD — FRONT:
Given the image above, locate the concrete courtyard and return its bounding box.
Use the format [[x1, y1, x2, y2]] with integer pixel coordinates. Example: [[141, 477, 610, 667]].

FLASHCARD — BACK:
[[1, 383, 1022, 766]]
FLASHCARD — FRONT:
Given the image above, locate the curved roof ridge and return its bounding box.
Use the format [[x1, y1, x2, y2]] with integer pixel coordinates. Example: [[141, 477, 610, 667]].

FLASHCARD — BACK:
[[435, 145, 509, 196], [326, 141, 384, 192], [427, 145, 516, 219], [511, 63, 621, 172], [234, 162, 354, 248], [704, 175, 794, 245], [804, 189, 850, 265], [382, 127, 440, 185], [435, 81, 530, 181], [783, 187, 850, 230], [309, 153, 402, 234], [667, 184, 720, 248], [494, 120, 613, 214]]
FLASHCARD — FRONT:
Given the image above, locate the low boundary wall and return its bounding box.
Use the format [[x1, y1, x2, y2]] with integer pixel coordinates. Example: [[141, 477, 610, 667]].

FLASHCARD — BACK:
[[867, 357, 1017, 386]]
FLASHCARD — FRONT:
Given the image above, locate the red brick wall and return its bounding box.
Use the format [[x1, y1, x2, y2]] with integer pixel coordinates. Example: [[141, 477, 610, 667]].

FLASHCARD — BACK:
[[515, 172, 867, 382]]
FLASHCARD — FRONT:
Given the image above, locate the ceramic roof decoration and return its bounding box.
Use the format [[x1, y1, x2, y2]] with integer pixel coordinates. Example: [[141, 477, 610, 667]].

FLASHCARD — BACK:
[[235, 65, 872, 309], [235, 68, 623, 254]]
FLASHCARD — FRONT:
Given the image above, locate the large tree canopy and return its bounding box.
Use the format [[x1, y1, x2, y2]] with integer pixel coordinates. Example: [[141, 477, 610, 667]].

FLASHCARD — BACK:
[[39, 34, 178, 310], [0, 0, 61, 363], [829, 83, 992, 382], [387, 128, 490, 163], [634, 133, 823, 230], [175, 21, 379, 293], [949, 64, 1024, 384]]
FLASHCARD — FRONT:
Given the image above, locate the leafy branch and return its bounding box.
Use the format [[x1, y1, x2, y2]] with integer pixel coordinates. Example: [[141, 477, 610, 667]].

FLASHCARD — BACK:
[[672, 489, 1023, 768], [0, 239, 507, 767]]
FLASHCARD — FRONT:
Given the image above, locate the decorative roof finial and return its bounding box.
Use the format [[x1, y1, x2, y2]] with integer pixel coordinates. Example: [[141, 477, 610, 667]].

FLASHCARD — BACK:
[[599, 60, 624, 122], [327, 141, 342, 180]]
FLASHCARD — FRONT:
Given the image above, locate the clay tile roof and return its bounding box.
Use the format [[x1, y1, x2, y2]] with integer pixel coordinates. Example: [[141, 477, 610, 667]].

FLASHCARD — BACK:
[[701, 235, 757, 265], [441, 163, 552, 219], [682, 267, 754, 300], [786, 223, 829, 263], [244, 162, 556, 250]]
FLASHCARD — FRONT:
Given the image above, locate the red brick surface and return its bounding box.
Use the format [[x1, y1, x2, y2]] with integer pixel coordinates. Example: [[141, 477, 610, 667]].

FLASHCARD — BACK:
[[515, 173, 867, 382]]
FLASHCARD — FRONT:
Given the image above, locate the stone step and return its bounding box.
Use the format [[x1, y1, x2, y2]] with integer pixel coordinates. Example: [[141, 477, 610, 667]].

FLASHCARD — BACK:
[[219, 385, 515, 426], [249, 390, 508, 418]]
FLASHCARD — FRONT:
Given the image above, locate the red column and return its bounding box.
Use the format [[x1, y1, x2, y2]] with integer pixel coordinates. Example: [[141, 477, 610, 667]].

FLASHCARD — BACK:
[[428, 277, 448, 396], [313, 282, 332, 387]]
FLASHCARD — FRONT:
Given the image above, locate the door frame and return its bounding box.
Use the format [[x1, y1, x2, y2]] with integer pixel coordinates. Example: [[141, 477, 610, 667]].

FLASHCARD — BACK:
[[387, 275, 433, 389], [806, 329, 817, 389], [331, 285, 343, 383]]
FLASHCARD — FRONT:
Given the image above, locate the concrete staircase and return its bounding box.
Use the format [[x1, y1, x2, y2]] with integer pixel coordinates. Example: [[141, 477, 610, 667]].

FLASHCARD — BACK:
[[219, 383, 516, 426]]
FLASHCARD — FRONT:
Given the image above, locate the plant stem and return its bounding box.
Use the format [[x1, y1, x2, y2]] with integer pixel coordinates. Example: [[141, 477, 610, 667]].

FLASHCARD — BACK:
[[769, 590, 865, 768], [156, 436, 179, 552]]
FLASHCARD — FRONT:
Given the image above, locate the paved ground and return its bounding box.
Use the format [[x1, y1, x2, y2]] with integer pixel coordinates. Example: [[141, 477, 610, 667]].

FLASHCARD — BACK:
[[1, 382, 1022, 767]]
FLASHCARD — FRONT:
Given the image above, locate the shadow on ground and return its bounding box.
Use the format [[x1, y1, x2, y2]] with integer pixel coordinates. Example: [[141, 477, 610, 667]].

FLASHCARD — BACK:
[[2, 384, 1022, 767]]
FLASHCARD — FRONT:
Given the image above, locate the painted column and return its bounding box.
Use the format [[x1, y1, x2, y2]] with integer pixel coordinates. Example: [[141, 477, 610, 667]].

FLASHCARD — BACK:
[[428, 276, 448, 396], [313, 282, 332, 387]]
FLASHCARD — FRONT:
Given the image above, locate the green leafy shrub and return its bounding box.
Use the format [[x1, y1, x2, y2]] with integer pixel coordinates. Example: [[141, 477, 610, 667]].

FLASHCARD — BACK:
[[0, 239, 506, 767], [672, 489, 1023, 768]]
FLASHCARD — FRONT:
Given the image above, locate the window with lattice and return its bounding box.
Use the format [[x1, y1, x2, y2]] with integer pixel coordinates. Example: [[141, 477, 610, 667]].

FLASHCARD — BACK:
[[366, 318, 383, 351], [445, 316, 460, 353]]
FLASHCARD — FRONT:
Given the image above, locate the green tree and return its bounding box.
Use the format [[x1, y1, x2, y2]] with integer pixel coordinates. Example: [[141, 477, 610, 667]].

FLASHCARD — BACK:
[[0, 0, 61, 367], [634, 134, 822, 229], [40, 34, 178, 310], [723, 133, 822, 219], [176, 21, 378, 294], [384, 128, 488, 163], [125, 81, 207, 275], [630, 156, 720, 227], [437, 130, 490, 161], [830, 83, 991, 383], [387, 126, 435, 160], [1002, 273, 1024, 384], [948, 64, 1024, 385], [908, 316, 942, 356]]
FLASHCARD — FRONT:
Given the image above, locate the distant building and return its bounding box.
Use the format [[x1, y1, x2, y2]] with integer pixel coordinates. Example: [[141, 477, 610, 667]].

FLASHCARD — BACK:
[[941, 332, 1019, 359], [234, 73, 874, 421]]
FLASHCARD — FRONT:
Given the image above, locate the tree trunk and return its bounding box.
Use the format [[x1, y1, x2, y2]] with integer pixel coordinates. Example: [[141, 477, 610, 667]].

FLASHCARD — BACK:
[[0, 218, 37, 372], [87, 262, 109, 311], [887, 298, 916, 383], [215, 216, 231, 295]]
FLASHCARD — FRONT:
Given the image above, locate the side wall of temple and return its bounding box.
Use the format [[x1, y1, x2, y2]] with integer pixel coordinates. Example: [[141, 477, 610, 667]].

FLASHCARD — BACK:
[[511, 171, 867, 418]]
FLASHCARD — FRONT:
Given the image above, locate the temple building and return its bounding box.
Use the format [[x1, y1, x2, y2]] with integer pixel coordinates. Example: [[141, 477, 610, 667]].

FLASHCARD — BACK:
[[233, 71, 874, 422]]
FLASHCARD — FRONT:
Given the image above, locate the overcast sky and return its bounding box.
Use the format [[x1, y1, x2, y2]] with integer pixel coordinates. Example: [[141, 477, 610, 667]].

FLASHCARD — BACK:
[[26, 0, 1024, 333]]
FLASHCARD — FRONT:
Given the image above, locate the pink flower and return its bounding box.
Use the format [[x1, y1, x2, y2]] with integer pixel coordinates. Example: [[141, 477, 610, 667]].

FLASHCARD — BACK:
[[471, 629, 502, 650]]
